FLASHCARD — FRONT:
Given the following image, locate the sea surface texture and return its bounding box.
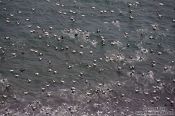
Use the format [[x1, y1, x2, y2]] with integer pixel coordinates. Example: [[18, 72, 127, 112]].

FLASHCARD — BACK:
[[0, 0, 175, 115]]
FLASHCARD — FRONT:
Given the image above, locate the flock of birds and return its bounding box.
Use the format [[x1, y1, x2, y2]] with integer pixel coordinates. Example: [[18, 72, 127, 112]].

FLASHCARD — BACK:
[[0, 0, 175, 115]]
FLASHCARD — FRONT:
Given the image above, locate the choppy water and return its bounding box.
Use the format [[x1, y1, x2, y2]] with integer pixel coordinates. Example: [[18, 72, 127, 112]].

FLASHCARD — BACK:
[[0, 0, 175, 115]]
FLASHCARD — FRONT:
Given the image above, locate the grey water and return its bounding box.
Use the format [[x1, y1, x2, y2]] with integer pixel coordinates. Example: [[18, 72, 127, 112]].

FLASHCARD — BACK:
[[0, 0, 175, 115]]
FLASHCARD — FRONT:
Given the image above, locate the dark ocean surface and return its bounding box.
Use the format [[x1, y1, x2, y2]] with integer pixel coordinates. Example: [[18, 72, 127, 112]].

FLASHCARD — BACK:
[[0, 0, 175, 115]]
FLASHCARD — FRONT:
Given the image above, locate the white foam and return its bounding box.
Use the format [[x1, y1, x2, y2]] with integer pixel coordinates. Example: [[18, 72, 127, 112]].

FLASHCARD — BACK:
[[62, 29, 98, 47], [112, 20, 120, 31], [105, 50, 125, 62]]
